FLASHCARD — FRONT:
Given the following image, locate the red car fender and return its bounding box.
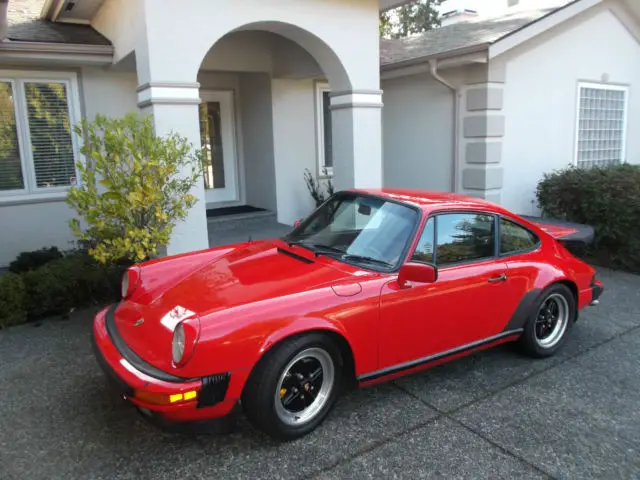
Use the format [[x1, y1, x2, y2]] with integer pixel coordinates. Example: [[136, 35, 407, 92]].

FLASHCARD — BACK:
[[257, 316, 357, 371]]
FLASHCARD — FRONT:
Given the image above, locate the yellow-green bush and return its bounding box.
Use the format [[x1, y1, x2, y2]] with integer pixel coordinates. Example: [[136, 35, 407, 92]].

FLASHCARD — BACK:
[[67, 113, 205, 264]]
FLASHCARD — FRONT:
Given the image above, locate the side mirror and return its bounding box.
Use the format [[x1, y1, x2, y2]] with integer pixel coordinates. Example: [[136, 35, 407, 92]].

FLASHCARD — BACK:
[[397, 262, 437, 289]]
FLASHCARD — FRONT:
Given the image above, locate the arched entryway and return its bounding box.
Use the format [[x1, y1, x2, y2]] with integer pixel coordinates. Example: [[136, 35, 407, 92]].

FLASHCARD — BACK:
[[135, 2, 383, 256]]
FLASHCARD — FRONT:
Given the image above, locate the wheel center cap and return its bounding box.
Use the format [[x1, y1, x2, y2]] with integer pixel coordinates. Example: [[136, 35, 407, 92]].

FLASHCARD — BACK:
[[304, 383, 310, 392]]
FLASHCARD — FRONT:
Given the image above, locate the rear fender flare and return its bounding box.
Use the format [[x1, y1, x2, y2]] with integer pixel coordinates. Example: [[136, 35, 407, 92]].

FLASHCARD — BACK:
[[504, 275, 578, 332]]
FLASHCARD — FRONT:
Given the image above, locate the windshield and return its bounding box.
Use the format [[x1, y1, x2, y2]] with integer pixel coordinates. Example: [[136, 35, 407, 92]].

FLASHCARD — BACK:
[[284, 192, 420, 270]]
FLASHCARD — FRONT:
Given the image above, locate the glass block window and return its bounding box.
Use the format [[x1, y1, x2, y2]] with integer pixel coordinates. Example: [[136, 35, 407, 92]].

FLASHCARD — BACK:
[[575, 83, 628, 168], [0, 72, 80, 197]]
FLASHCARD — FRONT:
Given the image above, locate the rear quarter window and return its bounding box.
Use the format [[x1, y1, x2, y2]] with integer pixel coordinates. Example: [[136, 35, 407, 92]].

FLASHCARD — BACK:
[[500, 218, 540, 255]]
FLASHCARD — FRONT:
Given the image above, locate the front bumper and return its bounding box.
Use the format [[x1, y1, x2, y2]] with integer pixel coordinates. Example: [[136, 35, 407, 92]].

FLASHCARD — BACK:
[[92, 304, 238, 426]]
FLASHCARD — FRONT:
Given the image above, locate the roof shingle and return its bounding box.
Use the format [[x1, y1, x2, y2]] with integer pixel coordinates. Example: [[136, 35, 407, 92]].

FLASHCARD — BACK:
[[6, 0, 111, 46], [380, 5, 565, 66]]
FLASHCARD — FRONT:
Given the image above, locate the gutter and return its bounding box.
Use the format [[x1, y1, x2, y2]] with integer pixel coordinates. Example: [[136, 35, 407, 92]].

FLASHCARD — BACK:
[[428, 59, 460, 193]]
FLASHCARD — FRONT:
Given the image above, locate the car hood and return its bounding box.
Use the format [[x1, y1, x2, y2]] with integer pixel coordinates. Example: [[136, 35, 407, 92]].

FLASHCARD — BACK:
[[113, 240, 353, 372]]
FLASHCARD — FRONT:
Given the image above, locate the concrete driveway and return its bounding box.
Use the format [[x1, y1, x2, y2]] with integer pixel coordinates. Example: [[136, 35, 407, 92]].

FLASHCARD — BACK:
[[1, 267, 639, 480]]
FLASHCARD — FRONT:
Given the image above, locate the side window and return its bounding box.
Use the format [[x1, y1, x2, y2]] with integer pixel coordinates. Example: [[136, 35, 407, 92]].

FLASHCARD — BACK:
[[500, 218, 539, 255], [435, 213, 495, 266], [411, 218, 435, 264]]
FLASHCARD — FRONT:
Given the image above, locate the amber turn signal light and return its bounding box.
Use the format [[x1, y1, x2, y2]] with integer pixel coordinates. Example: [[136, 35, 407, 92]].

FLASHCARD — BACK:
[[134, 389, 199, 405]]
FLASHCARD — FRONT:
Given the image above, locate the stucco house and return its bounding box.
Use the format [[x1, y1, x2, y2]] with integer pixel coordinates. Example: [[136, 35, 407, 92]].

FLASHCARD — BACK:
[[0, 0, 638, 267]]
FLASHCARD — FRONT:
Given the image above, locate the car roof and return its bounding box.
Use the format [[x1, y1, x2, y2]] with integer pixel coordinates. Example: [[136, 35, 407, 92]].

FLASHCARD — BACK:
[[350, 188, 508, 214]]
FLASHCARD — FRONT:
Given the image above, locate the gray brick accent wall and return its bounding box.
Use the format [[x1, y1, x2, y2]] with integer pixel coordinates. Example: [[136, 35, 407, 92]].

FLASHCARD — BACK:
[[459, 62, 506, 203]]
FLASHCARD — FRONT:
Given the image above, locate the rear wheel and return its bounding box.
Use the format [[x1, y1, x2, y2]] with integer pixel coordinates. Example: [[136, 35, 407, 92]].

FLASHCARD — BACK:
[[242, 333, 343, 441], [518, 283, 576, 358]]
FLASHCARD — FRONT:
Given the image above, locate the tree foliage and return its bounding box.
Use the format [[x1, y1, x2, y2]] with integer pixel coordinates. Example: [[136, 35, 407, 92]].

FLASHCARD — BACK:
[[67, 113, 206, 264], [380, 0, 443, 39]]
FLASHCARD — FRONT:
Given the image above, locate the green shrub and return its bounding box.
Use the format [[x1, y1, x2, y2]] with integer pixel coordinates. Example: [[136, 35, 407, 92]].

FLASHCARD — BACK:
[[21, 252, 126, 318], [0, 273, 27, 329], [536, 163, 640, 272], [8, 247, 63, 274]]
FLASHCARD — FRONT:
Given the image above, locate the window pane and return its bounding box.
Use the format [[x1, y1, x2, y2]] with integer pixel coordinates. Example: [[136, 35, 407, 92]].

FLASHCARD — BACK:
[[436, 213, 495, 266], [411, 218, 435, 263], [500, 218, 538, 255], [0, 81, 25, 191], [199, 101, 226, 190], [25, 82, 76, 188], [322, 90, 333, 170]]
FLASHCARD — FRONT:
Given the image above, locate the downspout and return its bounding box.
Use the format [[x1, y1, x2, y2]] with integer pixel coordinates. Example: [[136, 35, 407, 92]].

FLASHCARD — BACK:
[[0, 0, 8, 42], [428, 59, 459, 193]]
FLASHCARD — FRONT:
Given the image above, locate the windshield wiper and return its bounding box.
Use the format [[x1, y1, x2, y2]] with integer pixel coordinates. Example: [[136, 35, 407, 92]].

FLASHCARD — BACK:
[[341, 254, 393, 268]]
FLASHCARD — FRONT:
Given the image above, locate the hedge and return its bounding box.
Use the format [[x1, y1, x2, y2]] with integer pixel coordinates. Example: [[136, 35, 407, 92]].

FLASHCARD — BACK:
[[0, 250, 129, 330], [536, 163, 640, 273]]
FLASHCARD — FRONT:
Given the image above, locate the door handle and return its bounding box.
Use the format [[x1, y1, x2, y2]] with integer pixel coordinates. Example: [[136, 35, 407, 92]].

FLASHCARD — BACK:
[[488, 273, 508, 283]]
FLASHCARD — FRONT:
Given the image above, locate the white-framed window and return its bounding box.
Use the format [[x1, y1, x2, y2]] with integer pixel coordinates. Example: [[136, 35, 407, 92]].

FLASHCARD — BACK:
[[0, 70, 83, 200], [574, 82, 628, 168], [315, 82, 333, 177]]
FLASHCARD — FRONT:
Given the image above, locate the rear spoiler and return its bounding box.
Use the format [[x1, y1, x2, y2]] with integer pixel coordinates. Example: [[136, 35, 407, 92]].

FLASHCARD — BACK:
[[520, 216, 595, 247]]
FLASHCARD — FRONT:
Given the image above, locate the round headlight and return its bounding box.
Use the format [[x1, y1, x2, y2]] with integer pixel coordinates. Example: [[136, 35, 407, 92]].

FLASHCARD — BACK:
[[121, 272, 129, 299], [172, 323, 186, 364], [121, 266, 140, 299]]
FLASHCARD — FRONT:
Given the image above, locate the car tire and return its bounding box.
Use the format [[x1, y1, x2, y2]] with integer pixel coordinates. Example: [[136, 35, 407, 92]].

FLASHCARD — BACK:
[[518, 283, 576, 359], [241, 332, 343, 441]]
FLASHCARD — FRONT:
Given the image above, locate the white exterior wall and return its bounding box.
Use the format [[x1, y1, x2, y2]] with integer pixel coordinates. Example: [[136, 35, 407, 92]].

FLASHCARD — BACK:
[[500, 5, 640, 215], [136, 0, 380, 91], [382, 72, 455, 192], [0, 68, 138, 267], [271, 78, 319, 225]]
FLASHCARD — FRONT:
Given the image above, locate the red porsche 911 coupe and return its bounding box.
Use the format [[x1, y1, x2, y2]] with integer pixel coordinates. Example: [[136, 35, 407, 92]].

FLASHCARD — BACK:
[[92, 189, 604, 440]]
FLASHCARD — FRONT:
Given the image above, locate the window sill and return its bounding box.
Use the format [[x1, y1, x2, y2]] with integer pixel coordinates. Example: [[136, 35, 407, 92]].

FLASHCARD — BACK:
[[0, 191, 69, 207]]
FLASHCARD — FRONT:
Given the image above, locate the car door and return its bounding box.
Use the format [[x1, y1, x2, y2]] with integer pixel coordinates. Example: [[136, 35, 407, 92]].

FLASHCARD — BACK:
[[378, 211, 518, 371]]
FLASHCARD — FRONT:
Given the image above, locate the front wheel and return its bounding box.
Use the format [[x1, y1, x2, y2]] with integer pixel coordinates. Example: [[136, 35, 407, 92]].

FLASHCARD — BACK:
[[518, 283, 576, 358], [242, 333, 343, 441]]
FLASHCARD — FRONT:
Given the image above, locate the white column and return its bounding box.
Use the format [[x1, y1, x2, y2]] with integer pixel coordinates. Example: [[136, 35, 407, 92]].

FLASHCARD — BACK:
[[330, 90, 384, 191], [137, 82, 209, 256]]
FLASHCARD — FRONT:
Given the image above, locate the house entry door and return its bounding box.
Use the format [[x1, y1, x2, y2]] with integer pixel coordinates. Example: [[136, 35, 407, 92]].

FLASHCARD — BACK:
[[198, 90, 239, 204]]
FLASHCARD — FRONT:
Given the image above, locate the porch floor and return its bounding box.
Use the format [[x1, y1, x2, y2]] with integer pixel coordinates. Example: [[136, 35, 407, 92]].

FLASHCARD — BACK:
[[207, 209, 293, 247]]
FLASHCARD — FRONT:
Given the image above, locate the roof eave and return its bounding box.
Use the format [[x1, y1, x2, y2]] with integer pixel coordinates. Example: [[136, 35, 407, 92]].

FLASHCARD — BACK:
[[0, 40, 114, 66], [489, 0, 602, 58]]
